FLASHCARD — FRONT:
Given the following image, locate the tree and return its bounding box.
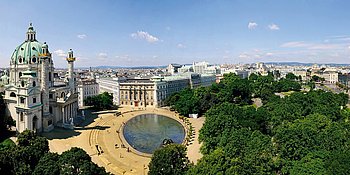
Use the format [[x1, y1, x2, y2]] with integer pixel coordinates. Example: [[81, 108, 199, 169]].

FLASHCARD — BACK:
[[249, 73, 259, 81], [173, 88, 200, 116], [183, 74, 350, 175], [289, 151, 328, 175], [199, 103, 270, 154], [33, 153, 60, 175], [217, 73, 252, 105], [15, 130, 49, 172], [148, 144, 190, 175], [0, 131, 109, 175], [59, 147, 108, 175], [84, 92, 115, 110], [286, 73, 298, 81], [193, 87, 219, 115], [311, 75, 325, 82], [187, 148, 240, 175], [0, 92, 14, 131]]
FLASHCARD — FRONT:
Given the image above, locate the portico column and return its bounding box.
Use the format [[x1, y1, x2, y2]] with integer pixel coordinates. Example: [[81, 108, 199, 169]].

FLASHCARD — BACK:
[[70, 103, 73, 122], [67, 105, 69, 122], [62, 107, 65, 124], [65, 106, 68, 123], [74, 102, 77, 117]]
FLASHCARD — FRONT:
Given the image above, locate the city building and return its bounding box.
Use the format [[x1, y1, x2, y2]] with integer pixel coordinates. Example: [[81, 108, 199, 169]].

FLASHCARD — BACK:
[[311, 69, 339, 84], [77, 79, 99, 107], [167, 63, 182, 75], [178, 65, 193, 74], [0, 24, 79, 133], [97, 72, 216, 108], [293, 69, 308, 81], [193, 61, 209, 74], [96, 78, 121, 104]]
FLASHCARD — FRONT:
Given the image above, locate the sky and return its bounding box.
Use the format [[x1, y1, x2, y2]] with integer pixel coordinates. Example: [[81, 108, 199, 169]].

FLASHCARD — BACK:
[[1, 0, 350, 68]]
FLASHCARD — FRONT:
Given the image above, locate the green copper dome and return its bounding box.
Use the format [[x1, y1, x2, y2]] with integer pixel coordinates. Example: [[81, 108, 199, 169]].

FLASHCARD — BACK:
[[11, 41, 43, 64], [10, 24, 45, 65]]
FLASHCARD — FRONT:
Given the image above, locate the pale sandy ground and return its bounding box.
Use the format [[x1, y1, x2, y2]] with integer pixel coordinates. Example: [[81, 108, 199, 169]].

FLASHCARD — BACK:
[[186, 117, 204, 164], [42, 107, 204, 175]]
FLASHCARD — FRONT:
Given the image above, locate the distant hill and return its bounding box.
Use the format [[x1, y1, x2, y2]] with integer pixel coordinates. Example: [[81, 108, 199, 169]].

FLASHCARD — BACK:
[[75, 65, 167, 69], [265, 62, 350, 67]]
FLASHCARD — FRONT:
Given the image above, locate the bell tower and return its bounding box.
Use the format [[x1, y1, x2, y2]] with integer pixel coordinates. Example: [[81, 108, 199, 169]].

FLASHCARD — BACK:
[[66, 49, 76, 93], [26, 23, 36, 41]]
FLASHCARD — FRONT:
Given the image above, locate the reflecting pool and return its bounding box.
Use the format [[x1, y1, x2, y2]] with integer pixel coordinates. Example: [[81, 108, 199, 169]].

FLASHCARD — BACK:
[[123, 113, 185, 154]]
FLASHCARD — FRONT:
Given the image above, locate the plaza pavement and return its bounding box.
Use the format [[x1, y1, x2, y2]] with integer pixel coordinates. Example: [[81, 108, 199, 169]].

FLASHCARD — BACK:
[[43, 107, 204, 175]]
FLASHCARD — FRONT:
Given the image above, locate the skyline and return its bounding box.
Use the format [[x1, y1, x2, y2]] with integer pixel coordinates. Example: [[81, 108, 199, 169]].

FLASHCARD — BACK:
[[1, 0, 350, 68]]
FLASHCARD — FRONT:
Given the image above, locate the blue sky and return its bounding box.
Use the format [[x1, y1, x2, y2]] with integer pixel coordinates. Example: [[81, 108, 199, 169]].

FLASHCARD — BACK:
[[0, 0, 350, 67]]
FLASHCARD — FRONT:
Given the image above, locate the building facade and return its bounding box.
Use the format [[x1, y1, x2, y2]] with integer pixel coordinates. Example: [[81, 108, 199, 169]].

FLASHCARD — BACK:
[[97, 73, 216, 108], [96, 78, 121, 104], [77, 79, 99, 107], [1, 24, 79, 133]]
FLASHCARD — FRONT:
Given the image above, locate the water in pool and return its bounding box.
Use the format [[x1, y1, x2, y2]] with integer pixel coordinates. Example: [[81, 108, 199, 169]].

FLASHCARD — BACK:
[[123, 113, 185, 154]]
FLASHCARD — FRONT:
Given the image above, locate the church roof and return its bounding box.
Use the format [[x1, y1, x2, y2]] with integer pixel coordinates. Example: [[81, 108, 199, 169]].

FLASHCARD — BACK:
[[10, 24, 45, 65]]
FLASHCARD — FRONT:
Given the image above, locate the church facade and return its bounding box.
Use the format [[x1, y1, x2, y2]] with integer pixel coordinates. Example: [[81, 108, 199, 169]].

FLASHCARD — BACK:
[[0, 24, 79, 133]]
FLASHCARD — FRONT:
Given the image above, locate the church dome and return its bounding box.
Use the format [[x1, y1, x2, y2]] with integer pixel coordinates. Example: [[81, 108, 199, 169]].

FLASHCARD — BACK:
[[10, 24, 45, 65], [11, 41, 43, 64]]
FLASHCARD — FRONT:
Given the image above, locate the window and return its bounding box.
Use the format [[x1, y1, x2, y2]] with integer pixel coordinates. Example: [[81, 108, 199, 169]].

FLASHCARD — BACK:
[[49, 72, 51, 81], [21, 81, 25, 87], [20, 97, 25, 104], [33, 97, 36, 103], [48, 119, 53, 126], [32, 81, 36, 87], [10, 92, 16, 97], [32, 57, 36, 63], [19, 72, 22, 78], [19, 57, 22, 63], [49, 106, 53, 114], [20, 113, 24, 122]]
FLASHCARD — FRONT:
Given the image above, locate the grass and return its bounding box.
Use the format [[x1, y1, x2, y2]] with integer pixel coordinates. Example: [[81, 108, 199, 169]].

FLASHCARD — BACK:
[[0, 138, 15, 149]]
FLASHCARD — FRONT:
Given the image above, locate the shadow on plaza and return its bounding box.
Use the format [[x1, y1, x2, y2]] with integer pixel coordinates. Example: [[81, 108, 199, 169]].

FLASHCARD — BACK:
[[75, 108, 99, 127], [42, 109, 108, 140], [75, 125, 110, 131], [42, 127, 82, 140]]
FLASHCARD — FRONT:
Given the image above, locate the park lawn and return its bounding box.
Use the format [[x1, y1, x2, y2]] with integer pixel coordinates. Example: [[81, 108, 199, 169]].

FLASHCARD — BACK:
[[0, 138, 15, 149]]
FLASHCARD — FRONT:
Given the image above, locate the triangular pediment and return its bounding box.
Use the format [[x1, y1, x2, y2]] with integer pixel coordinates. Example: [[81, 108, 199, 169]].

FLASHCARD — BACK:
[[5, 85, 17, 92], [58, 92, 78, 104]]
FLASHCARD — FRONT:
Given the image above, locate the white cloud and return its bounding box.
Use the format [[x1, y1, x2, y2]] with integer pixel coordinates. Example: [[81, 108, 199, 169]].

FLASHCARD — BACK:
[[166, 26, 171, 31], [131, 31, 159, 43], [268, 23, 280, 30], [54, 49, 66, 58], [248, 22, 258, 30], [98, 52, 108, 59], [281, 41, 309, 48], [77, 34, 87, 39], [238, 54, 249, 59], [115, 55, 130, 61], [281, 41, 343, 50], [177, 43, 186, 48]]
